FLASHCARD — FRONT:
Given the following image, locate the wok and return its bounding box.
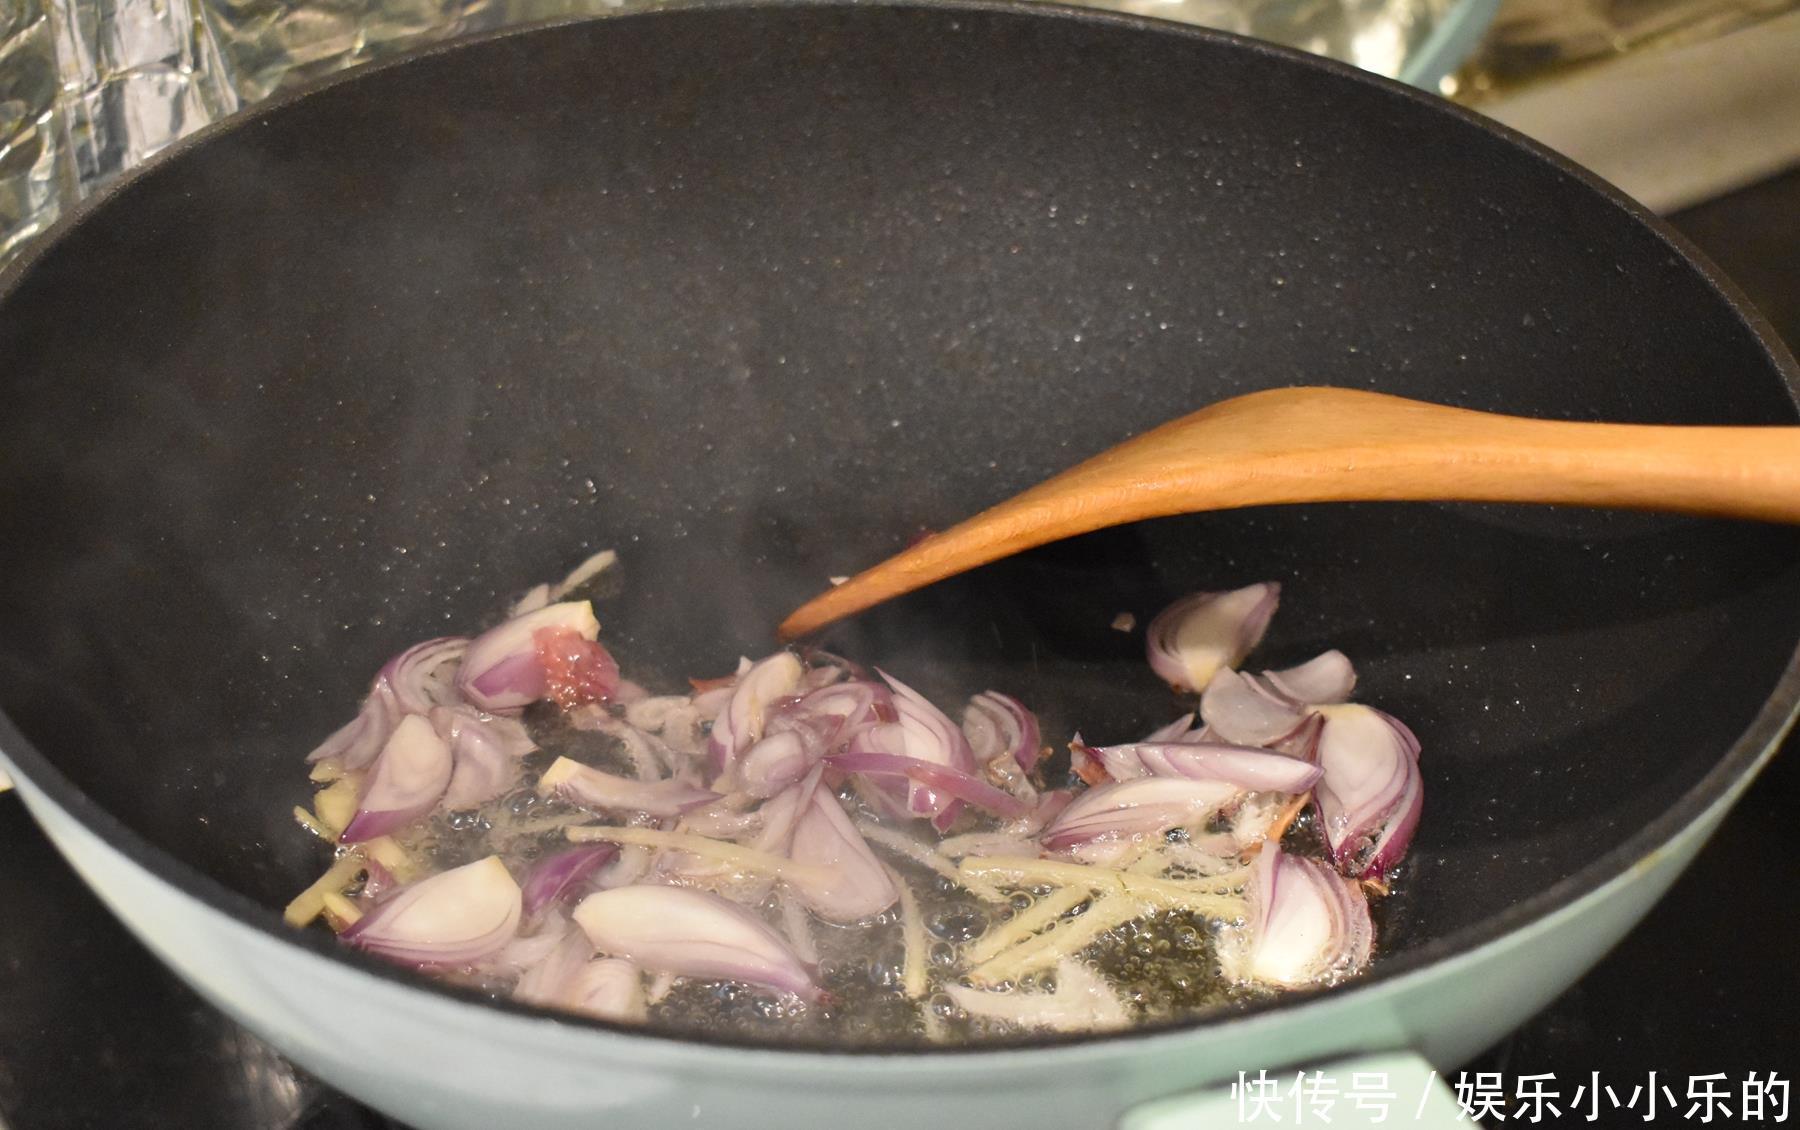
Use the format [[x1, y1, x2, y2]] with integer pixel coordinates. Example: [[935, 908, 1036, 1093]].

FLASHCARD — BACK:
[[0, 4, 1796, 1127]]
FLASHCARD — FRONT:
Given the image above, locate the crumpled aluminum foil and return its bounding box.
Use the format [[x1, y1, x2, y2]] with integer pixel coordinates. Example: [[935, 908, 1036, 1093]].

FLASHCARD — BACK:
[[2, 0, 1469, 272]]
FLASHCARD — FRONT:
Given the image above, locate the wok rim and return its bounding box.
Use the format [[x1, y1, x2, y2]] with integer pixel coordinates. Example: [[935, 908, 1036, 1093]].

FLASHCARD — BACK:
[[1, 0, 1797, 1061]]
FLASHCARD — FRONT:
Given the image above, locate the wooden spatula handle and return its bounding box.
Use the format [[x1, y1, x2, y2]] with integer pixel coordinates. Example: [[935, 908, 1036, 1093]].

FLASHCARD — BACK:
[[779, 388, 1800, 639]]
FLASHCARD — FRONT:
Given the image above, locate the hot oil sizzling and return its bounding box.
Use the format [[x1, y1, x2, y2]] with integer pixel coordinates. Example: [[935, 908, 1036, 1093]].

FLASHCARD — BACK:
[[377, 710, 1281, 1046]]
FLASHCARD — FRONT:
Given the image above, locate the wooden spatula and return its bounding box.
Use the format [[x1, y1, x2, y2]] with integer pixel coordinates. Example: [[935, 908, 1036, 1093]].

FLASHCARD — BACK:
[[779, 386, 1800, 640]]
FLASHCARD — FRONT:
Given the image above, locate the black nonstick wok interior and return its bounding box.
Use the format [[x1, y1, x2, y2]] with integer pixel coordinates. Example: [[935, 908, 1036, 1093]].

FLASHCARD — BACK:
[[0, 1, 1796, 1044]]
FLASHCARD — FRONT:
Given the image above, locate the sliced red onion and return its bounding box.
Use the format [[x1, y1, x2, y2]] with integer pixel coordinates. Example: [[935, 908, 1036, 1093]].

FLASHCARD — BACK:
[[487, 910, 575, 973], [342, 855, 522, 968], [1091, 742, 1322, 793], [1225, 842, 1372, 988], [572, 886, 819, 1001], [537, 757, 718, 817], [458, 601, 602, 711], [564, 957, 647, 1022], [827, 751, 1031, 819], [1269, 711, 1325, 761], [1141, 712, 1197, 744], [1145, 582, 1280, 692], [1314, 705, 1422, 878], [751, 766, 825, 855], [521, 844, 621, 919], [1199, 667, 1310, 747], [962, 692, 1042, 774], [378, 637, 470, 715], [513, 927, 592, 1005], [878, 669, 976, 822], [306, 681, 400, 769], [340, 714, 453, 843], [1265, 649, 1357, 706], [773, 679, 893, 747], [738, 731, 822, 798], [432, 705, 534, 811], [786, 788, 899, 922], [708, 652, 804, 776], [1040, 777, 1241, 853]]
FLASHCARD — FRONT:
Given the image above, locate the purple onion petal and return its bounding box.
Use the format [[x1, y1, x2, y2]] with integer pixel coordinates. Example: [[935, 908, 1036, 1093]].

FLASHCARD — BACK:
[[1040, 777, 1241, 852], [1199, 667, 1309, 747], [708, 652, 805, 777], [962, 691, 1043, 774], [1230, 843, 1372, 987], [1145, 583, 1280, 693], [521, 844, 622, 919], [878, 669, 976, 821], [1264, 649, 1357, 706], [343, 856, 522, 968], [786, 789, 899, 922], [1092, 742, 1322, 793], [1313, 705, 1421, 878], [825, 751, 1030, 818], [433, 705, 534, 811], [379, 637, 471, 715], [340, 714, 453, 843], [572, 886, 819, 1001], [738, 730, 820, 798]]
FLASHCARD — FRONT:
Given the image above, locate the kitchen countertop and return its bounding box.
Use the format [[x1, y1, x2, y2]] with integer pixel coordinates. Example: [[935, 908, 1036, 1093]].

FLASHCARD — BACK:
[[1, 169, 1797, 1129]]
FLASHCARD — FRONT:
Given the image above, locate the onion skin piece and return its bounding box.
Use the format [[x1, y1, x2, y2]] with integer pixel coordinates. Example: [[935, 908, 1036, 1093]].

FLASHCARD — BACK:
[[458, 601, 602, 712], [342, 856, 522, 968], [537, 756, 718, 817], [1091, 742, 1321, 793], [1145, 583, 1280, 693], [786, 788, 900, 922], [1040, 777, 1241, 853], [520, 844, 621, 919], [573, 885, 819, 1001], [340, 714, 452, 843]]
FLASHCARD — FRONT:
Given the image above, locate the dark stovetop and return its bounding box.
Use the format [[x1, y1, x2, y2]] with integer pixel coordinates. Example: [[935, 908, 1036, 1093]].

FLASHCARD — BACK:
[[2, 171, 1798, 1130]]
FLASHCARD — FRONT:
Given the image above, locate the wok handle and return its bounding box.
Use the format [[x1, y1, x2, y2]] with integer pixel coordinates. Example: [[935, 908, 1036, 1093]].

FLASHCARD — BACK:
[[1119, 1050, 1467, 1129]]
